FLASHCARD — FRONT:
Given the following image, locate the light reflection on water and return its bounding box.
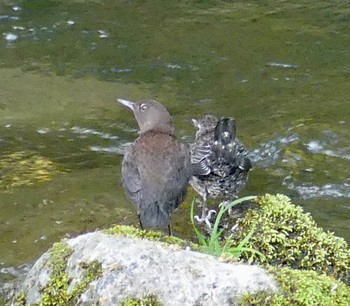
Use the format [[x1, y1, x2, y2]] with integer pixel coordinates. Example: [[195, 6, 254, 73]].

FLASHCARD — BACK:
[[249, 123, 350, 199], [8, 119, 349, 200]]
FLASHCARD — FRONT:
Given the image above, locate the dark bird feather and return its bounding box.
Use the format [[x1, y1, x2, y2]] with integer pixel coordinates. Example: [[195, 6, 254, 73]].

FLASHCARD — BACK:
[[190, 115, 252, 221]]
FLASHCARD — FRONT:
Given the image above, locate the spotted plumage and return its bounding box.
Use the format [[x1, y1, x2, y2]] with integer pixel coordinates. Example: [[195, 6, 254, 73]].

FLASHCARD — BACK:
[[190, 115, 251, 221]]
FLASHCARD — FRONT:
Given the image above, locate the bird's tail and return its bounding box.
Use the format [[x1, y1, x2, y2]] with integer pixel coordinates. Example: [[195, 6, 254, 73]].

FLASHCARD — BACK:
[[214, 117, 236, 146], [213, 117, 252, 173]]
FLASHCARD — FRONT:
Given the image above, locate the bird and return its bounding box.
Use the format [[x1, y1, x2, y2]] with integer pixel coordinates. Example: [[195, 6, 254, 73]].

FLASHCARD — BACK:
[[117, 98, 191, 235], [190, 115, 252, 223]]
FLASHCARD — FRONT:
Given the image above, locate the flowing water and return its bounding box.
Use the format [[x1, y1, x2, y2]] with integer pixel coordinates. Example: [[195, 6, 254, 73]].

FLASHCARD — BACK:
[[1, 0, 350, 290]]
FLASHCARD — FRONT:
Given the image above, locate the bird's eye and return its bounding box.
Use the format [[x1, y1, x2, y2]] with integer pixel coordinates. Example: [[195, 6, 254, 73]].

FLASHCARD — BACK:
[[140, 103, 148, 111]]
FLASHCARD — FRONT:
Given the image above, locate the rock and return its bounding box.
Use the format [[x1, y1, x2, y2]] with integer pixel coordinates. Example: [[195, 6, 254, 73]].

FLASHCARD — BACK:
[[18, 232, 278, 305]]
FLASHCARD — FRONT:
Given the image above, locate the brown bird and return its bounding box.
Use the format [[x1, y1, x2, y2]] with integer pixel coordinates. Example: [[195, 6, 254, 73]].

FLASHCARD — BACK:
[[117, 98, 191, 235]]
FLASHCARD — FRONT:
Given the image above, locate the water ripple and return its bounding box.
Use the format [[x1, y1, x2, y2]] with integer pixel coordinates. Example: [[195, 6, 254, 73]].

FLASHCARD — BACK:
[[283, 177, 350, 199], [71, 126, 119, 140], [249, 126, 350, 199], [266, 61, 298, 69], [247, 134, 300, 167], [306, 140, 350, 160], [3, 32, 18, 42], [0, 15, 19, 21], [90, 143, 130, 155]]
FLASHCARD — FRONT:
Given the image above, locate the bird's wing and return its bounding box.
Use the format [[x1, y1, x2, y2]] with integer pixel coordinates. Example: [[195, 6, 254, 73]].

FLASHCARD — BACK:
[[122, 150, 142, 205], [190, 143, 212, 176]]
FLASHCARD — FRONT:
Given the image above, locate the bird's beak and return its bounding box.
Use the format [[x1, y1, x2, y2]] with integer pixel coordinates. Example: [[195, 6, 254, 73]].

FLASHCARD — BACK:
[[117, 98, 135, 110]]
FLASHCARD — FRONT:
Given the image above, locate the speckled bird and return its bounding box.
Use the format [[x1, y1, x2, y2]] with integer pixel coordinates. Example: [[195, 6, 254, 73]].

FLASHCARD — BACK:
[[190, 115, 252, 222]]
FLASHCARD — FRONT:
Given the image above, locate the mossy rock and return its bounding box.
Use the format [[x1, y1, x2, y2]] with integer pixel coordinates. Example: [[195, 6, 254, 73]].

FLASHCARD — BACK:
[[240, 266, 350, 305], [120, 293, 163, 306], [104, 224, 199, 250], [231, 194, 350, 284], [15, 241, 102, 306]]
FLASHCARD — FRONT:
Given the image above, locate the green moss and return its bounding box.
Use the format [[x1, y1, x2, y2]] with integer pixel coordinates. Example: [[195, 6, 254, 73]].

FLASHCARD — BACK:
[[104, 225, 199, 250], [120, 293, 163, 306], [40, 241, 73, 305], [231, 194, 350, 284], [240, 266, 350, 305], [38, 241, 102, 306], [14, 291, 27, 305], [71, 260, 102, 300]]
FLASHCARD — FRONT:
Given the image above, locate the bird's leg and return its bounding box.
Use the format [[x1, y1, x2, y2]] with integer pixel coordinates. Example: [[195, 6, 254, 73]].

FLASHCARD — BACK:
[[194, 188, 216, 228], [194, 192, 207, 223], [221, 201, 231, 215], [167, 220, 173, 236], [221, 195, 238, 215], [138, 212, 144, 230], [204, 210, 217, 229], [200, 189, 208, 221]]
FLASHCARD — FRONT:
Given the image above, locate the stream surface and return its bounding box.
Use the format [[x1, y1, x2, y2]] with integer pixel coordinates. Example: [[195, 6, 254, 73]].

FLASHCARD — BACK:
[[1, 0, 350, 288]]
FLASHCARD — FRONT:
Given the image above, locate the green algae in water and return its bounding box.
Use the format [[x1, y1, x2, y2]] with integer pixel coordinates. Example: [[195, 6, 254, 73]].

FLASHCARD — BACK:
[[0, 150, 62, 190]]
